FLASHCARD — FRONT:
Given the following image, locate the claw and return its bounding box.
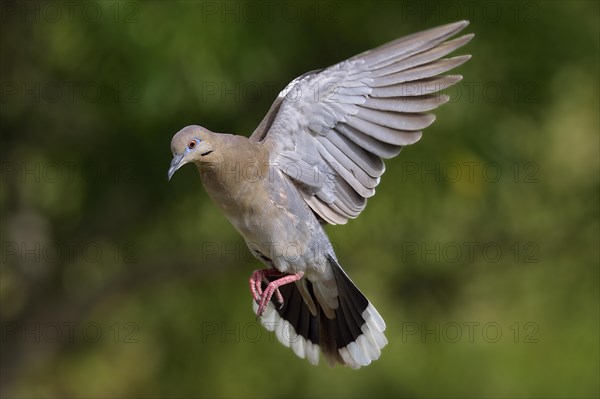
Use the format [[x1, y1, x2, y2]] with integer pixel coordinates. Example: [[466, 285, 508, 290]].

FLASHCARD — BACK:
[[254, 272, 304, 317], [249, 268, 281, 303], [249, 270, 265, 303], [274, 289, 284, 309]]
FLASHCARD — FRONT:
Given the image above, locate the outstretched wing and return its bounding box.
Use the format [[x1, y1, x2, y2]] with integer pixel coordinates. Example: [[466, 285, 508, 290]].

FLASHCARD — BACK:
[[250, 21, 473, 225]]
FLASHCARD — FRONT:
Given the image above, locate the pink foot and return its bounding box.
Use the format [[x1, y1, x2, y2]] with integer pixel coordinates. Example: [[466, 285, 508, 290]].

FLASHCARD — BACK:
[[256, 272, 304, 317], [249, 268, 285, 302]]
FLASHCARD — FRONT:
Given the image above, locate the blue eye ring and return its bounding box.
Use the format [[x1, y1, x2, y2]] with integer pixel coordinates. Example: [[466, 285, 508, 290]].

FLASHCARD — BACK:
[[188, 139, 198, 149]]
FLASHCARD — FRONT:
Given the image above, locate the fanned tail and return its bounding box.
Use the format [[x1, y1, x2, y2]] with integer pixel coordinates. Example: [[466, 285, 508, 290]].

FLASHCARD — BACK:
[[253, 255, 387, 368]]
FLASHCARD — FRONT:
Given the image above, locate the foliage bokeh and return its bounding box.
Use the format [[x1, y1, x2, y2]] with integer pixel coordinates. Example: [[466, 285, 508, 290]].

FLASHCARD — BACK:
[[1, 1, 598, 398]]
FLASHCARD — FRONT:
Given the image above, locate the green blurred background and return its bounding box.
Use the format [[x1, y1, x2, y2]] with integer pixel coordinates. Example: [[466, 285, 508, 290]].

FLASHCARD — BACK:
[[1, 1, 598, 398]]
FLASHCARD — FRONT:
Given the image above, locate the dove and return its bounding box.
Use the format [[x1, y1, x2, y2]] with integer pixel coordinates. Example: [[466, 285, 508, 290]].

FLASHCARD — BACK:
[[168, 21, 473, 368]]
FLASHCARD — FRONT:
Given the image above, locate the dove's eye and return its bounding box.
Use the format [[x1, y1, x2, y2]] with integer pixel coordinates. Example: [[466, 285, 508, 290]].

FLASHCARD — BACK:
[[188, 140, 197, 149]]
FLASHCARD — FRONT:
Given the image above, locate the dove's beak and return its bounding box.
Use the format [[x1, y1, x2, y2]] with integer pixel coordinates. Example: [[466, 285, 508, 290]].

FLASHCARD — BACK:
[[168, 154, 186, 181]]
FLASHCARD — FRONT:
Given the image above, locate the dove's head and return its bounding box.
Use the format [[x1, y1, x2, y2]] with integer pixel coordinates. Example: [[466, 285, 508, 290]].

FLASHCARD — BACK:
[[168, 125, 218, 180]]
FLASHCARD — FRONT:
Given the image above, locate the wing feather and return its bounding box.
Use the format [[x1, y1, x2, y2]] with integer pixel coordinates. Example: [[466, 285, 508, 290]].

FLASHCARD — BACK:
[[250, 21, 473, 224]]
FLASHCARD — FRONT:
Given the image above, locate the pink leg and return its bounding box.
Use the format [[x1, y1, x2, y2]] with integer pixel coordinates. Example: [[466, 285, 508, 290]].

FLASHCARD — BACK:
[[249, 269, 285, 302], [256, 272, 304, 317]]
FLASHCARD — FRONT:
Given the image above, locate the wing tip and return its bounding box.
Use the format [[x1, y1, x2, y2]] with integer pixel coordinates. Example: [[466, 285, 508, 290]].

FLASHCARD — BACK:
[[447, 74, 464, 83], [454, 20, 470, 29], [435, 20, 470, 37], [463, 32, 476, 41], [455, 54, 472, 62]]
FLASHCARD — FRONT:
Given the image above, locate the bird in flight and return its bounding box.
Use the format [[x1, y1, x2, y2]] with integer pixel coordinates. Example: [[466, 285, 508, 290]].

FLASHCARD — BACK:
[[168, 21, 473, 368]]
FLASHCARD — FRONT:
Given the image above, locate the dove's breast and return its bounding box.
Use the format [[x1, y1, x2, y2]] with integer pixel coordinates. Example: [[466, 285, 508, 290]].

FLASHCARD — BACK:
[[201, 160, 331, 276]]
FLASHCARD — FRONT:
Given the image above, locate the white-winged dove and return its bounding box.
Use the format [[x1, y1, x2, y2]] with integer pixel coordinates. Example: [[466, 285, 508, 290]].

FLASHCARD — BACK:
[[168, 21, 473, 368]]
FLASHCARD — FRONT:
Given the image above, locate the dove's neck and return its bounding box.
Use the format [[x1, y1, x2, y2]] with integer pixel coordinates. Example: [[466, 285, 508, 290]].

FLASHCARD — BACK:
[[196, 133, 271, 214]]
